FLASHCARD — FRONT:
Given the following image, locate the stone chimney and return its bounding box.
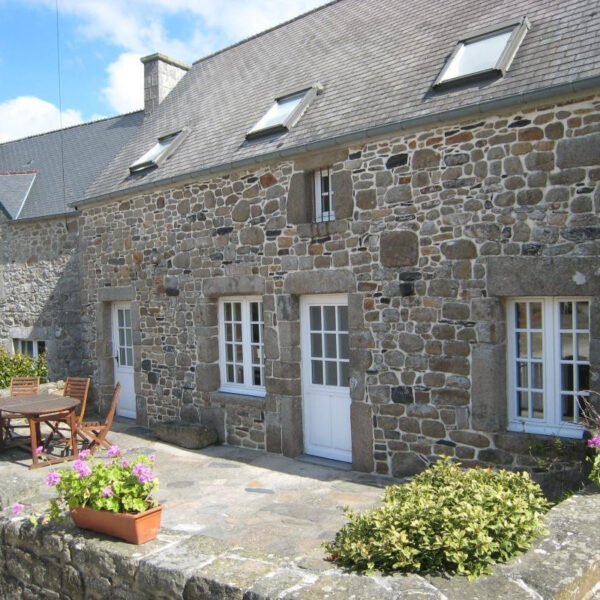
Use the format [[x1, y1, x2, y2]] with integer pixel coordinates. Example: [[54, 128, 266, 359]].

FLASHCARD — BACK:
[[141, 53, 190, 115]]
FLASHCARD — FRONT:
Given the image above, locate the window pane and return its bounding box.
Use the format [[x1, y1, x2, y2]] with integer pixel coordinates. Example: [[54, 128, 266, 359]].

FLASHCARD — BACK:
[[325, 361, 338, 386], [339, 362, 349, 388], [324, 334, 337, 359], [118, 310, 124, 327], [253, 367, 262, 386], [225, 303, 232, 321], [234, 303, 242, 321], [25, 341, 34, 356], [125, 329, 132, 347], [530, 333, 543, 359], [578, 365, 590, 391], [249, 90, 306, 134], [324, 306, 336, 331], [119, 348, 126, 365], [516, 303, 527, 329], [251, 323, 260, 344], [576, 302, 589, 330], [442, 29, 512, 81], [312, 360, 323, 384], [337, 306, 348, 332], [517, 362, 528, 388], [227, 364, 234, 382], [531, 363, 543, 389], [119, 329, 125, 347], [577, 334, 589, 361], [225, 324, 233, 342], [531, 392, 544, 419], [560, 302, 573, 329], [251, 302, 259, 322], [226, 344, 233, 361], [126, 348, 133, 366], [251, 345, 261, 364], [311, 333, 322, 358], [236, 365, 244, 384], [339, 333, 349, 360], [234, 324, 242, 341], [310, 306, 321, 331], [37, 341, 46, 355], [560, 334, 573, 359], [562, 395, 575, 422], [517, 391, 529, 417], [530, 303, 542, 329], [124, 310, 131, 328], [235, 344, 243, 362], [561, 364, 574, 391], [517, 332, 528, 357]]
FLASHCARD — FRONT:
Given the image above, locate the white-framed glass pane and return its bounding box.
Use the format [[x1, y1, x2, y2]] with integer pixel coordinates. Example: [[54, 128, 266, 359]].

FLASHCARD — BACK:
[[440, 29, 512, 82], [249, 91, 307, 135], [130, 133, 179, 172]]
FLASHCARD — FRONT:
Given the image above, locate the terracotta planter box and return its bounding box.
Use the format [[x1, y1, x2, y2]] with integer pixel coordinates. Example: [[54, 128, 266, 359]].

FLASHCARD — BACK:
[[70, 505, 162, 544]]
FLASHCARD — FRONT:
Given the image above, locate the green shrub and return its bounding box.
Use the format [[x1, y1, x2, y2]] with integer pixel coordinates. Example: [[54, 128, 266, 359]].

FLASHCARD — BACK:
[[0, 348, 48, 389], [324, 458, 549, 579]]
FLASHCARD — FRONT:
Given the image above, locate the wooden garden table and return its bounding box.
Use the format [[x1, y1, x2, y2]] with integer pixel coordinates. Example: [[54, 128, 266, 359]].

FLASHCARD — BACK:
[[0, 393, 80, 468]]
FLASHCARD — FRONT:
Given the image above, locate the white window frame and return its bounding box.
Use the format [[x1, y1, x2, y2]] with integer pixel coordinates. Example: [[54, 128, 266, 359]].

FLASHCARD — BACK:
[[218, 297, 265, 397], [507, 297, 590, 439], [434, 17, 530, 87], [12, 338, 45, 358], [314, 167, 335, 223], [246, 84, 321, 140], [129, 129, 188, 174]]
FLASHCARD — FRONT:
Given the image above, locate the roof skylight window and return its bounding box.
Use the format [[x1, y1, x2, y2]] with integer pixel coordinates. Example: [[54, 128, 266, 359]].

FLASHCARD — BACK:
[[129, 131, 184, 174], [246, 86, 320, 140], [434, 17, 530, 87]]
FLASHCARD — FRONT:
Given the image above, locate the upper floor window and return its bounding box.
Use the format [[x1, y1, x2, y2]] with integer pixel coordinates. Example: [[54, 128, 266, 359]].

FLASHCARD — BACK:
[[314, 167, 335, 223], [218, 297, 265, 397], [434, 17, 530, 87], [129, 130, 185, 174], [507, 298, 590, 438], [246, 85, 320, 140], [13, 338, 46, 358]]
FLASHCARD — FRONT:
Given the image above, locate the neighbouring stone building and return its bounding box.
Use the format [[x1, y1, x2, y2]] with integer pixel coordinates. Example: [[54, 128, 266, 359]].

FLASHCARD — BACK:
[[1, 0, 599, 482]]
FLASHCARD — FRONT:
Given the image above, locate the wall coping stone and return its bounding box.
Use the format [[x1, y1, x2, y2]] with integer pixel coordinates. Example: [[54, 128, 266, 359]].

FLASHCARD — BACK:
[[1, 488, 598, 598], [97, 285, 135, 302], [203, 276, 265, 298]]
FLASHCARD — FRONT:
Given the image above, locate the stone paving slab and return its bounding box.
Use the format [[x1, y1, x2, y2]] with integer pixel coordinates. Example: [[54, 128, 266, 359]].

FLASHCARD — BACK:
[[0, 421, 599, 599]]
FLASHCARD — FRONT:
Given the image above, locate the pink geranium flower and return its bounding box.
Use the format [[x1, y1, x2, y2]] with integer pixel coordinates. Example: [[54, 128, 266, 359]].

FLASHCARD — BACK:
[[107, 445, 122, 458], [35, 446, 44, 456], [12, 502, 24, 516], [45, 471, 61, 486], [102, 486, 113, 497]]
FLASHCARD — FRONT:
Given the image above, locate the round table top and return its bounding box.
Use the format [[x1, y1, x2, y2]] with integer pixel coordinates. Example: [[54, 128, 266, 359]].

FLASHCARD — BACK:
[[0, 394, 80, 416]]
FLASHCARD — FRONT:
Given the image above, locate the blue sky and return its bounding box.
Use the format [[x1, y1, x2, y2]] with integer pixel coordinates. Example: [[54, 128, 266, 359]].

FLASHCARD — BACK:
[[0, 0, 329, 142]]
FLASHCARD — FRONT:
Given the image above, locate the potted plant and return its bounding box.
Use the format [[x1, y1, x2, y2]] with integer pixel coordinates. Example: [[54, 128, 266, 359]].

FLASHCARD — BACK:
[[44, 446, 162, 544]]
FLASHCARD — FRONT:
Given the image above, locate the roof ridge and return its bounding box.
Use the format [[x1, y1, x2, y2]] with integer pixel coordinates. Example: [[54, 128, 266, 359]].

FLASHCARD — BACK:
[[0, 109, 144, 147], [191, 0, 344, 66]]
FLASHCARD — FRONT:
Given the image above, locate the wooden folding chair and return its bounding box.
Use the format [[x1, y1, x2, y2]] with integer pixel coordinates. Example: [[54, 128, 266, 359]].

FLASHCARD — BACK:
[[76, 383, 121, 454], [45, 376, 92, 450], [64, 377, 91, 423], [2, 377, 41, 440]]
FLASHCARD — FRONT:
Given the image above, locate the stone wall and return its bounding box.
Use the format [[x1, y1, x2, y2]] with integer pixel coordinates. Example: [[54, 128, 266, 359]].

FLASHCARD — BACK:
[[0, 214, 83, 380], [77, 91, 599, 475], [1, 490, 599, 599]]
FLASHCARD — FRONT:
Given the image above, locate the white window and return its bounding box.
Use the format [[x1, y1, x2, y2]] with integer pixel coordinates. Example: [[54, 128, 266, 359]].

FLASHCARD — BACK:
[[218, 297, 265, 396], [507, 298, 590, 438], [129, 131, 184, 173], [434, 17, 530, 86], [246, 85, 320, 140], [314, 167, 335, 223], [13, 339, 46, 358]]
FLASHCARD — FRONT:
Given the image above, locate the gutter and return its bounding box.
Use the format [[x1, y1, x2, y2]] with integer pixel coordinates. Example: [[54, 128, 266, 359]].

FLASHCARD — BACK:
[[72, 75, 600, 211]]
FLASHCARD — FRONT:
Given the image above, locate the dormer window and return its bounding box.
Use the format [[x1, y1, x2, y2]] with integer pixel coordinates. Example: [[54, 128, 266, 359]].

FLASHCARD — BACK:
[[246, 85, 320, 140], [434, 17, 530, 87], [129, 130, 185, 174]]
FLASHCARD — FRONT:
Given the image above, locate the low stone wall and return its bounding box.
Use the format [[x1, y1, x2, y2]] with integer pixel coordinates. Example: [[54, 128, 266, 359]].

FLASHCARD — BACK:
[[1, 490, 598, 599]]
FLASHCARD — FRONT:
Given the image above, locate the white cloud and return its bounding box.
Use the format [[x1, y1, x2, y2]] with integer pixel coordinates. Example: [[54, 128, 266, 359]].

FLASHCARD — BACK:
[[0, 96, 83, 143], [102, 52, 144, 113]]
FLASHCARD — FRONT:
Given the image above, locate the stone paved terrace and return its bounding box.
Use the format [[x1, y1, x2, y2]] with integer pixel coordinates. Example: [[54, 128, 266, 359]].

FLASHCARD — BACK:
[[0, 422, 599, 599]]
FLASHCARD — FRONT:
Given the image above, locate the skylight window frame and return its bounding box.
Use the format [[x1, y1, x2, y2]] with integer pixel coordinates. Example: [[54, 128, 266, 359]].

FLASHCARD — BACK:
[[246, 85, 321, 140], [433, 16, 530, 88], [129, 128, 188, 174]]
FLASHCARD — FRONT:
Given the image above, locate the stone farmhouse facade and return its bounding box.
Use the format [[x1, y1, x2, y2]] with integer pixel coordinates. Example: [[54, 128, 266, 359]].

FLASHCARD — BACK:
[[1, 0, 599, 481]]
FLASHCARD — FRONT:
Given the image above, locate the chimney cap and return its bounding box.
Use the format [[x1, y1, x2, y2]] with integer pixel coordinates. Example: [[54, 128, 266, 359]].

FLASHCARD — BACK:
[[140, 53, 191, 71]]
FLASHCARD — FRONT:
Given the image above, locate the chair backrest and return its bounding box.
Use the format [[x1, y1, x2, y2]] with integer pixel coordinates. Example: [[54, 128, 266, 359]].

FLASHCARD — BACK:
[[10, 377, 40, 396], [104, 382, 121, 428], [64, 377, 91, 423]]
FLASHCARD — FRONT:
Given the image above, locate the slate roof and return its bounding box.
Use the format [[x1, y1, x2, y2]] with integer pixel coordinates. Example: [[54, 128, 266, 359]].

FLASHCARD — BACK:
[[0, 112, 144, 219], [85, 0, 600, 203], [0, 172, 36, 219]]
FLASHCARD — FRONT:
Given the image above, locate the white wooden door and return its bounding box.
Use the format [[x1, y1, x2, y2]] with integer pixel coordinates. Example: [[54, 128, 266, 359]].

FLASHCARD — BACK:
[[112, 302, 136, 419], [301, 295, 352, 462]]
